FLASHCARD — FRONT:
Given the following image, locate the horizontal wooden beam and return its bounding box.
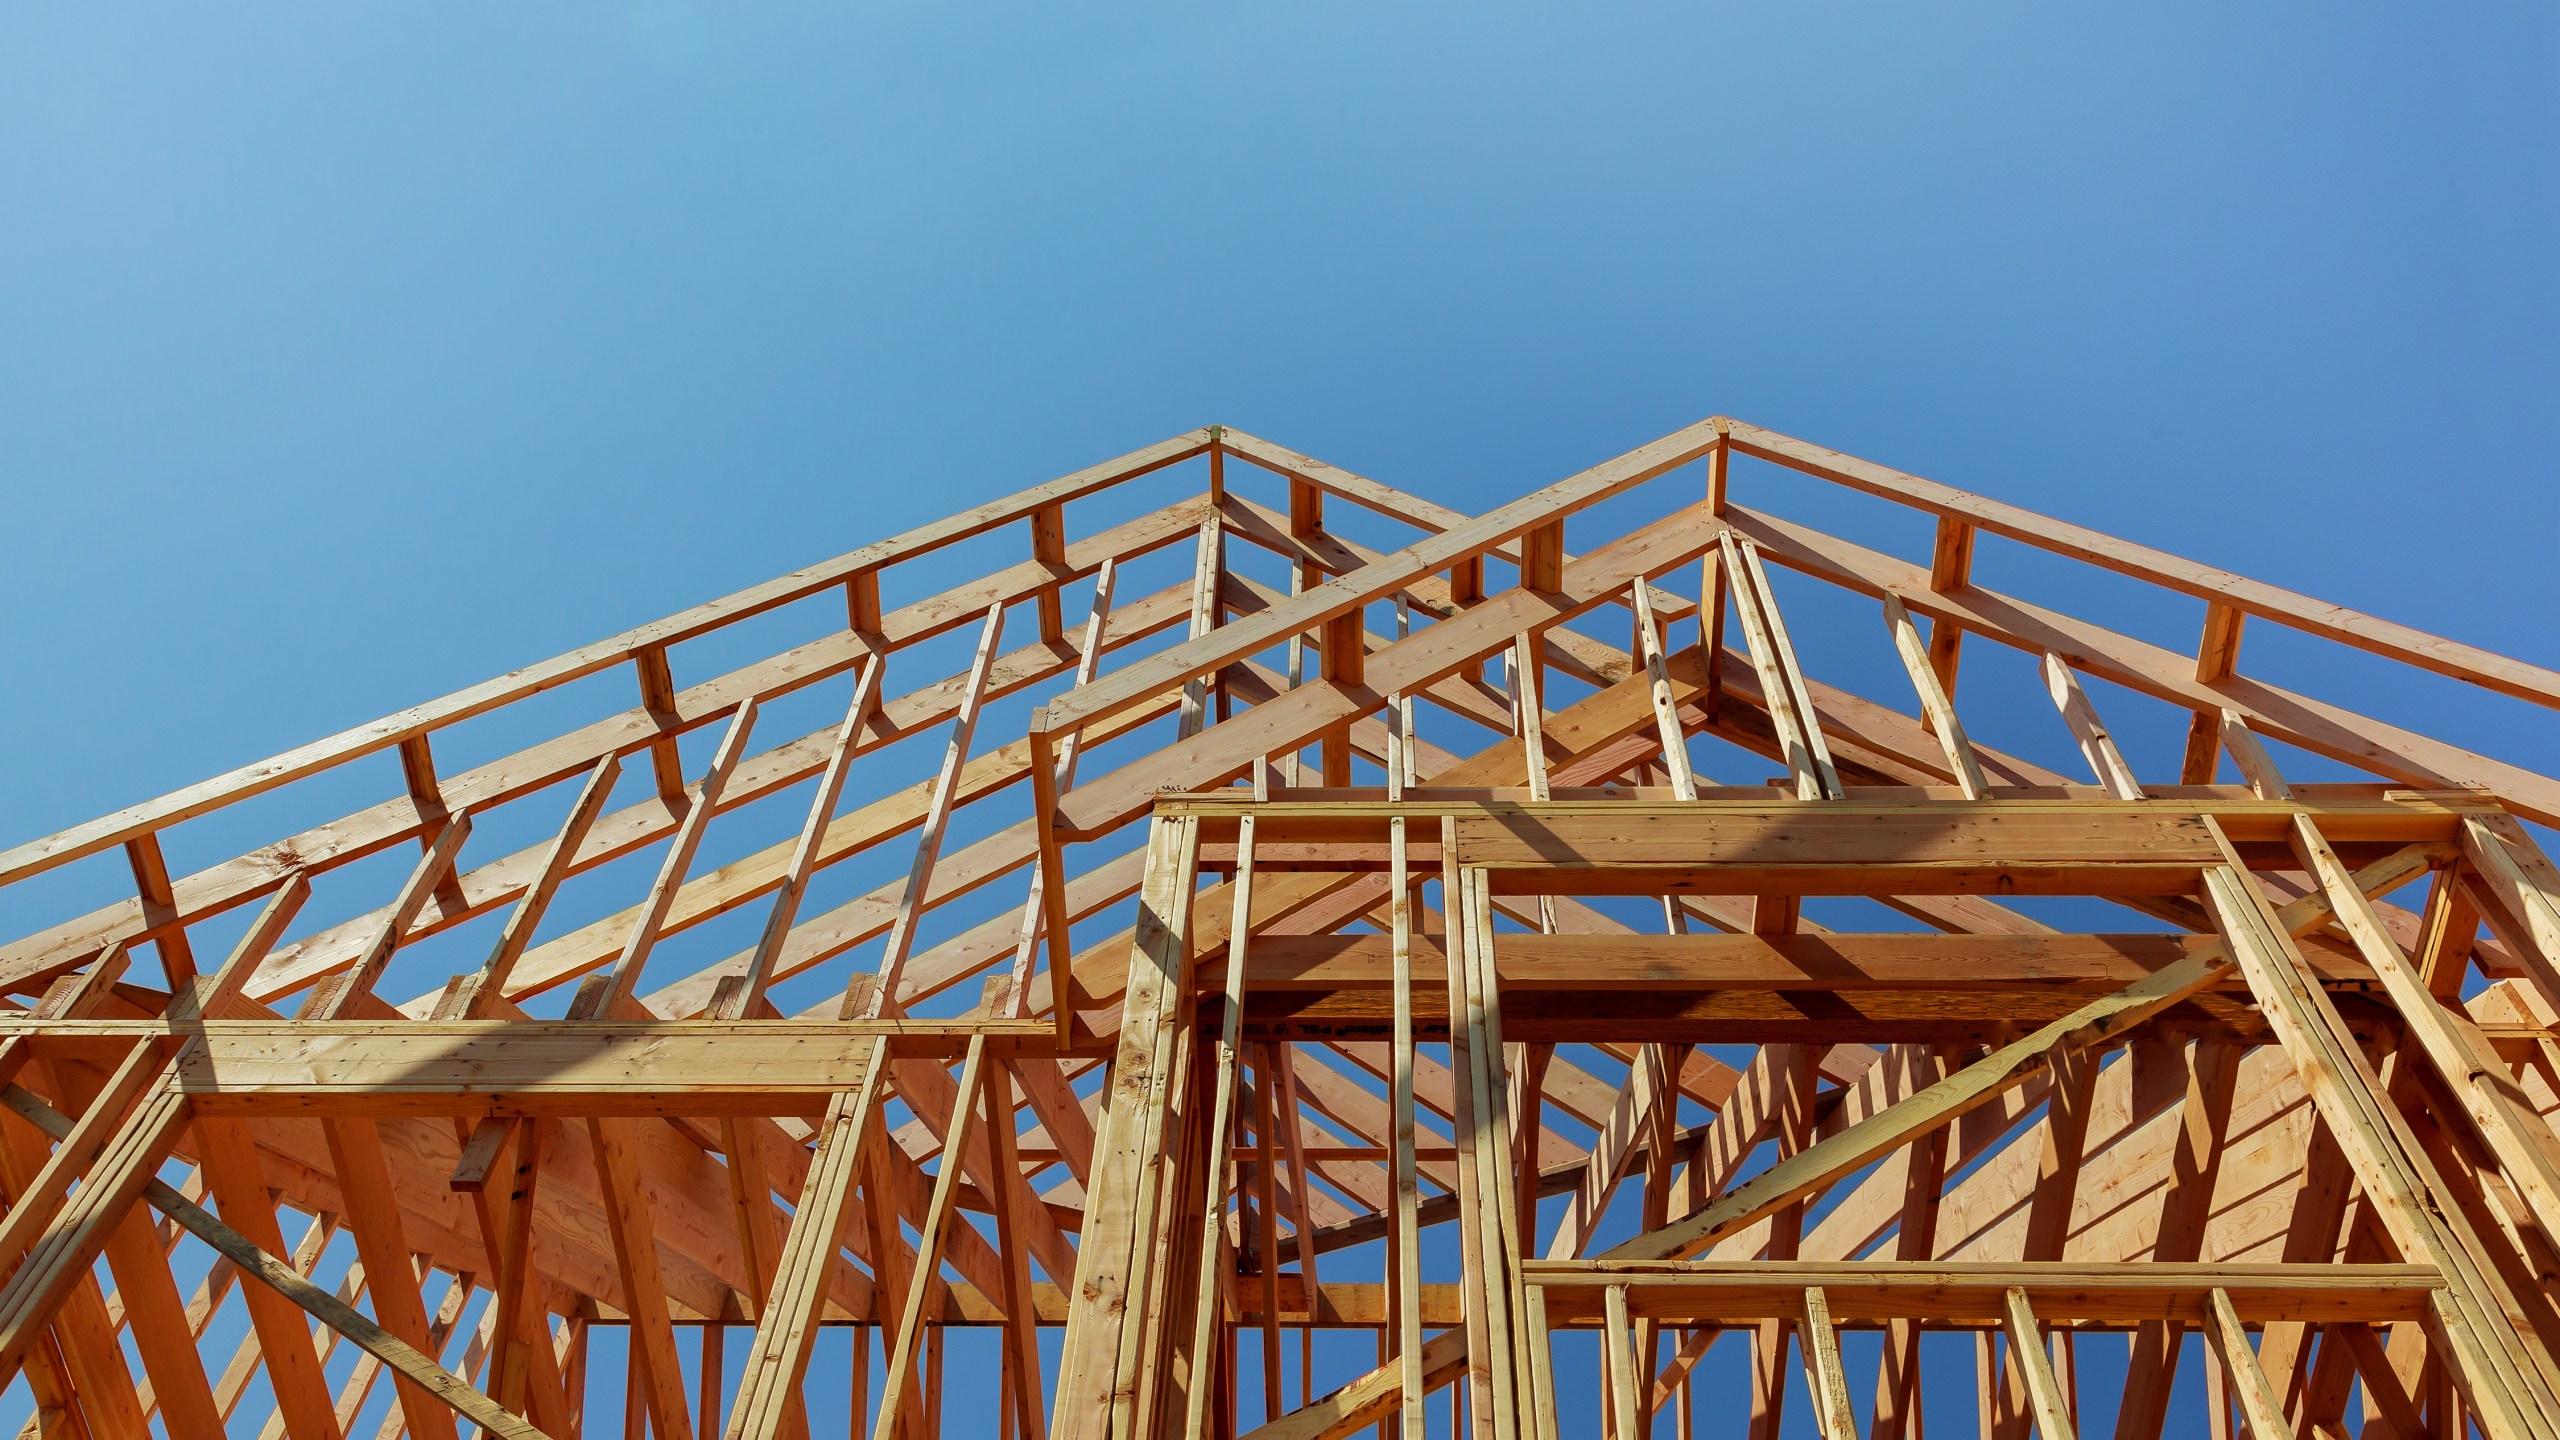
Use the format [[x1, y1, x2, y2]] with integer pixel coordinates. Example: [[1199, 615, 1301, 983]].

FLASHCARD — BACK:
[[1234, 988, 2338, 1046], [1456, 805, 2221, 896], [0, 1022, 1052, 1115], [1163, 789, 2488, 848], [1217, 931, 2368, 993], [1522, 1262, 2441, 1325]]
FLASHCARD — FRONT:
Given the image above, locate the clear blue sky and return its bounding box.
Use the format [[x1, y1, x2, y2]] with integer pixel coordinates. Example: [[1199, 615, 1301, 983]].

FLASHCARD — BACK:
[[2, 4, 2555, 1436], [5, 3, 2554, 839]]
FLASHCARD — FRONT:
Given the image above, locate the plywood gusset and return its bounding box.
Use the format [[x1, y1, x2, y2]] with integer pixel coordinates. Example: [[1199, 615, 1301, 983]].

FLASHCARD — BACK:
[[5, 418, 2560, 1438]]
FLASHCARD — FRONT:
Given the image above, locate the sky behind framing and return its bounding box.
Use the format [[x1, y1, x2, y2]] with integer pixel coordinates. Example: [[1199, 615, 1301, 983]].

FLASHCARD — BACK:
[[2, 4, 2556, 1436]]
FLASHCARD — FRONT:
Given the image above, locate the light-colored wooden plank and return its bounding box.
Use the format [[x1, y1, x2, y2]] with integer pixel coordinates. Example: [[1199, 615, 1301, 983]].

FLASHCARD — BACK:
[[850, 603, 1005, 1018], [2464, 812, 2560, 1006], [1236, 1329, 1472, 1440], [1719, 533, 1840, 801], [2260, 797, 2560, 1278], [875, 1039, 987, 1436], [307, 813, 472, 1019], [2202, 1288, 2296, 1440], [0, 1039, 170, 1280], [1387, 808, 1424, 1440], [1630, 578, 1697, 801], [1601, 1284, 1642, 1437], [1051, 816, 1202, 1437], [1725, 505, 2560, 823], [1005, 559, 1118, 1011], [1518, 1264, 2439, 1324], [2201, 834, 2560, 1440], [170, 873, 309, 1024], [1800, 1287, 1860, 1440], [598, 699, 760, 1011], [1180, 515, 1225, 741], [445, 756, 619, 1017], [1999, 1288, 2077, 1440], [1182, 816, 1258, 1440], [1884, 595, 1989, 799], [736, 658, 881, 1015], [2039, 653, 2143, 800]]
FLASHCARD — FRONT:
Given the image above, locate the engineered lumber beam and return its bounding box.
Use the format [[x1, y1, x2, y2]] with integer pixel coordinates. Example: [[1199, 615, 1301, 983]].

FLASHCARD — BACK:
[[444, 755, 621, 1018], [1179, 816, 1258, 1440], [1720, 532, 1841, 801], [1798, 1286, 1860, 1440], [2041, 653, 2144, 801], [595, 700, 761, 1012], [1218, 922, 2304, 994]]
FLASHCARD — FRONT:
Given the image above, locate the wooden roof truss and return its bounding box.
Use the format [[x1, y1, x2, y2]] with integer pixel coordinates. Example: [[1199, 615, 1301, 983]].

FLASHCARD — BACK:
[[3, 418, 2560, 1438]]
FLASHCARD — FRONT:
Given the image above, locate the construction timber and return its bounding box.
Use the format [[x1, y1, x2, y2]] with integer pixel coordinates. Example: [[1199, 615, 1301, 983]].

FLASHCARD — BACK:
[[3, 417, 2558, 1439]]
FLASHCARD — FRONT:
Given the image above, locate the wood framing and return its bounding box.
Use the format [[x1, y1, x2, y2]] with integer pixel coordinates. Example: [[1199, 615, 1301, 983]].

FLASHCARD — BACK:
[[2, 419, 2555, 1438]]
